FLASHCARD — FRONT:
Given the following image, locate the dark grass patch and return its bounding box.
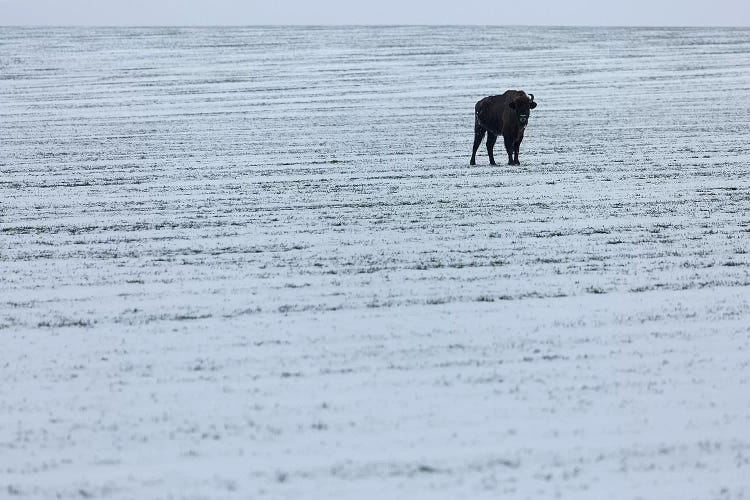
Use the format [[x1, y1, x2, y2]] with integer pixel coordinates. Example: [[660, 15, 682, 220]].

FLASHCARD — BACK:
[[37, 318, 94, 328], [174, 313, 212, 321], [536, 257, 563, 264]]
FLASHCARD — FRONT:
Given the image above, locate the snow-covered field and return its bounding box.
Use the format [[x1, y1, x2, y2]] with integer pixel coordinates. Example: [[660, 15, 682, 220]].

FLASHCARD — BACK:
[[2, 26, 750, 499]]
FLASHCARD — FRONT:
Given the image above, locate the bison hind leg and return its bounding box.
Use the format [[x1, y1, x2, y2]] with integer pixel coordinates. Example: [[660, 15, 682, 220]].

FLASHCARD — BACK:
[[470, 119, 486, 165], [486, 133, 498, 165]]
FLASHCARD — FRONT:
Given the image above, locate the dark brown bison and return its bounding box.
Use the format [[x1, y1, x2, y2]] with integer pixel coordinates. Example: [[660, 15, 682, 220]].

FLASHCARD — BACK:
[[470, 90, 537, 166]]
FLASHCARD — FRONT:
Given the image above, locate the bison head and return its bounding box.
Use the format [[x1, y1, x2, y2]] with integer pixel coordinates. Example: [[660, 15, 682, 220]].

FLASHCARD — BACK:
[[508, 93, 537, 126]]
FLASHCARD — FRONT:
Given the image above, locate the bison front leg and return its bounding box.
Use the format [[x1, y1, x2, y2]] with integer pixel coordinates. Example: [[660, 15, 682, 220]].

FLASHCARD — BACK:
[[504, 136, 515, 165], [486, 133, 498, 165], [513, 137, 523, 165]]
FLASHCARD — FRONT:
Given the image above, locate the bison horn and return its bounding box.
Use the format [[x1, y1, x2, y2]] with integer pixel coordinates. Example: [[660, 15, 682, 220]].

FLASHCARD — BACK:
[[528, 93, 535, 101]]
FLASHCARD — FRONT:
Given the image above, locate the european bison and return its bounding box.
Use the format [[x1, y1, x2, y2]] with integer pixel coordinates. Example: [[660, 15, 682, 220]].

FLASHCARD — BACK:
[[470, 90, 537, 166]]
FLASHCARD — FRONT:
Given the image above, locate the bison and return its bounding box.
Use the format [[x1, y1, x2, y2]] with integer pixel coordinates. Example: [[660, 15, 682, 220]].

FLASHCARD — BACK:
[[470, 90, 537, 166]]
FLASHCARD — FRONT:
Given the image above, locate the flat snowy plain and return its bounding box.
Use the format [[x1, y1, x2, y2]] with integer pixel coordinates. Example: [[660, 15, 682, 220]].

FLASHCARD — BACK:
[[2, 26, 750, 499]]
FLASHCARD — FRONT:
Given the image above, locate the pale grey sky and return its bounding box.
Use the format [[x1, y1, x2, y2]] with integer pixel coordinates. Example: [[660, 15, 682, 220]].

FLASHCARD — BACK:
[[1, 0, 748, 26]]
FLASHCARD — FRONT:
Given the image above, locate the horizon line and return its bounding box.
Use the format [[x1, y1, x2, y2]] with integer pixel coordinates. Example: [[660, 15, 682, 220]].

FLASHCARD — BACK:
[[1, 23, 749, 29]]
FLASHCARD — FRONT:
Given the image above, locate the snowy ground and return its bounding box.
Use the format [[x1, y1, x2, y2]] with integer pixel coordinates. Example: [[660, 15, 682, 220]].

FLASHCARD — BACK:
[[2, 26, 750, 499]]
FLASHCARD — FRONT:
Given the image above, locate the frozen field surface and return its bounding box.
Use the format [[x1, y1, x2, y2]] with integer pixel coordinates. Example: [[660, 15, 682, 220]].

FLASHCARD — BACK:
[[2, 26, 750, 499]]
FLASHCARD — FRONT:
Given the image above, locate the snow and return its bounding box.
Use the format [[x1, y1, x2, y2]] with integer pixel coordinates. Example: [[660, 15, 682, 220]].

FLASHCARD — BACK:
[[2, 26, 750, 499]]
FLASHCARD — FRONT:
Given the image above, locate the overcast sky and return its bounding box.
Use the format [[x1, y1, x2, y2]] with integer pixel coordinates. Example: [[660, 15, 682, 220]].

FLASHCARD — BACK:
[[1, 0, 749, 26]]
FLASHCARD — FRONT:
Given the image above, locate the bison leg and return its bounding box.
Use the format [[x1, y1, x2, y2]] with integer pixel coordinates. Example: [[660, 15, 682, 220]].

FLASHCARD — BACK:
[[513, 138, 522, 165], [470, 120, 486, 165], [504, 136, 515, 165], [486, 133, 498, 165]]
